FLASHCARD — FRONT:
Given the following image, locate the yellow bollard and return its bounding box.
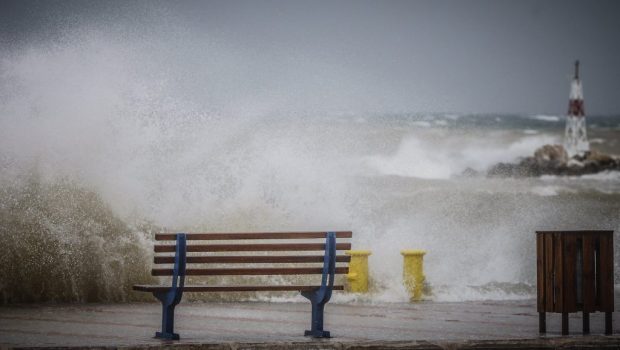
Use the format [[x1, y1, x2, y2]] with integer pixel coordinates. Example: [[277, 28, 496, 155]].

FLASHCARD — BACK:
[[401, 249, 426, 301], [345, 250, 372, 293]]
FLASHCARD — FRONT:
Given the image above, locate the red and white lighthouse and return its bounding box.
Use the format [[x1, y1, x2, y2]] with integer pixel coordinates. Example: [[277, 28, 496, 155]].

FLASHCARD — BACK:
[[564, 60, 589, 156]]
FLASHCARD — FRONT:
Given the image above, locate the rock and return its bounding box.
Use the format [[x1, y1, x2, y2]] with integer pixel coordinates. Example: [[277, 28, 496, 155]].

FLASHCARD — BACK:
[[487, 144, 620, 177], [487, 160, 541, 177], [586, 149, 615, 165], [567, 158, 584, 168], [533, 144, 568, 166]]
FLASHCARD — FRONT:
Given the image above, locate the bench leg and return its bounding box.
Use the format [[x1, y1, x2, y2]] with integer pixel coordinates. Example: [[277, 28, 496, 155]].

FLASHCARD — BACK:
[[302, 289, 331, 338], [156, 302, 179, 340], [154, 291, 181, 340], [304, 298, 330, 338]]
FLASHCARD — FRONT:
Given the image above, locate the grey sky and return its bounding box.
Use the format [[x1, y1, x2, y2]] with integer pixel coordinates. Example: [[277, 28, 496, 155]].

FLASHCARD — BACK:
[[2, 0, 619, 115]]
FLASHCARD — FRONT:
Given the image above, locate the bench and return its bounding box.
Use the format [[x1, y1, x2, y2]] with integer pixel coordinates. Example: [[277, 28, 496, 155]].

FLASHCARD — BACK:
[[133, 231, 352, 340]]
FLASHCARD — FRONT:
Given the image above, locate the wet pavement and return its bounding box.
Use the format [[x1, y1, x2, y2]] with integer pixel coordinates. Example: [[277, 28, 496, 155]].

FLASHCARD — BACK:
[[0, 299, 619, 349]]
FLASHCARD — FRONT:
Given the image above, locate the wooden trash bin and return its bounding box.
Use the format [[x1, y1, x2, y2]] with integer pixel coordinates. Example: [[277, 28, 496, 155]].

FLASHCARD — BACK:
[[536, 230, 614, 335]]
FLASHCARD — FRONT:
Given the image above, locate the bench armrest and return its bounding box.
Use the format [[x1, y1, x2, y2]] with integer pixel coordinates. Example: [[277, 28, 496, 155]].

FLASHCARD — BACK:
[[319, 232, 337, 300], [171, 233, 187, 303]]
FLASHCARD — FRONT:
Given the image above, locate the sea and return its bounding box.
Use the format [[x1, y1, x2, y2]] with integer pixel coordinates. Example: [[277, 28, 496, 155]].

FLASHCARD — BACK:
[[1, 109, 619, 304]]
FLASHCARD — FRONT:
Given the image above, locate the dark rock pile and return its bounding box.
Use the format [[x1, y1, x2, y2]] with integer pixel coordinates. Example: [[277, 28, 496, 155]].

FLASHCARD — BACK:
[[486, 144, 620, 177]]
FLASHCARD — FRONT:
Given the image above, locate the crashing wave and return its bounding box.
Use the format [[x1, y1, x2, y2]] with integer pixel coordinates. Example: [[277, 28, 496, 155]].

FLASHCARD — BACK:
[[0, 175, 154, 303]]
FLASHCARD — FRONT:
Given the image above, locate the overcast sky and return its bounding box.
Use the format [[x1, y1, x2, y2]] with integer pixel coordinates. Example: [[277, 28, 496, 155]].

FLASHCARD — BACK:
[[1, 0, 619, 115]]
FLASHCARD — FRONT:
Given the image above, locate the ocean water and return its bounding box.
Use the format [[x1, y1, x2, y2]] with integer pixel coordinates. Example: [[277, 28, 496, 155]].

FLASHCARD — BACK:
[[1, 32, 619, 304], [1, 109, 619, 303]]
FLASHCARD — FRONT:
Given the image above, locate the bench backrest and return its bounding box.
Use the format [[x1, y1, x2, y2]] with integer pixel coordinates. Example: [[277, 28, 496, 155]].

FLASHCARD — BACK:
[[151, 231, 352, 288]]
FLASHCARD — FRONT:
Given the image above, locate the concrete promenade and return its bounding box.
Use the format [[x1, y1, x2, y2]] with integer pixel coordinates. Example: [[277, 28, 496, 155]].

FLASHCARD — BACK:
[[1, 299, 619, 349]]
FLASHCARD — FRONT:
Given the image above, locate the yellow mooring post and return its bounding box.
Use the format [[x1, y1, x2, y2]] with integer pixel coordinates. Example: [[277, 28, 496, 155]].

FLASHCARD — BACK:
[[401, 249, 426, 301], [345, 250, 372, 293]]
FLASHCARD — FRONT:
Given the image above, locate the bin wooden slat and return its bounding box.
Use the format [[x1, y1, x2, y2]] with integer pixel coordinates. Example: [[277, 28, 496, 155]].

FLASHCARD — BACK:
[[600, 234, 614, 311], [544, 233, 555, 312], [563, 233, 577, 313], [536, 233, 545, 312], [582, 235, 596, 312], [553, 233, 564, 313]]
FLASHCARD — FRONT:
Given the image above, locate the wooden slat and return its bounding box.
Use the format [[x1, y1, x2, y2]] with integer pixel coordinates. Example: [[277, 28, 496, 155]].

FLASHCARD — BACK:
[[553, 233, 563, 313], [562, 233, 577, 312], [536, 232, 545, 312], [152, 267, 349, 276], [154, 255, 351, 264], [156, 231, 353, 240], [133, 284, 345, 293], [154, 243, 352, 253], [598, 232, 614, 312], [544, 233, 555, 312], [582, 235, 596, 312], [595, 237, 601, 310]]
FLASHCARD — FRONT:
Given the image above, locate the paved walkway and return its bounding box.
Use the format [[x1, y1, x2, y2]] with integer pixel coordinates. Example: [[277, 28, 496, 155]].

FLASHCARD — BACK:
[[0, 300, 619, 349]]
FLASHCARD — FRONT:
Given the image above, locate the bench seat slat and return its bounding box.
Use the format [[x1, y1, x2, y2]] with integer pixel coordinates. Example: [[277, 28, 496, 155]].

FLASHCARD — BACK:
[[154, 243, 352, 253], [154, 255, 352, 264], [133, 285, 345, 293], [156, 231, 352, 240], [152, 267, 349, 276]]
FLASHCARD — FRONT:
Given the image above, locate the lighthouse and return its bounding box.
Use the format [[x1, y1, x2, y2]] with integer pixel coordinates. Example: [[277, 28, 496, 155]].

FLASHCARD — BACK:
[[564, 60, 589, 157]]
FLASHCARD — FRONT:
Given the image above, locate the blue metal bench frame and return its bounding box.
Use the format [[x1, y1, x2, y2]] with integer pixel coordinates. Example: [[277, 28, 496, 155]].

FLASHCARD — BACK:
[[153, 233, 186, 340], [151, 231, 338, 340], [302, 232, 336, 338]]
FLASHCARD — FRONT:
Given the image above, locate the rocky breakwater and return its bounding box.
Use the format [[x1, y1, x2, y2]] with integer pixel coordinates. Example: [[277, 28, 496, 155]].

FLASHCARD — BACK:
[[487, 144, 620, 177]]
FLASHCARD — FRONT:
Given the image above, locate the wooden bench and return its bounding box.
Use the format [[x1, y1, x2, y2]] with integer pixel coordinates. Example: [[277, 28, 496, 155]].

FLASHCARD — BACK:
[[133, 231, 352, 340]]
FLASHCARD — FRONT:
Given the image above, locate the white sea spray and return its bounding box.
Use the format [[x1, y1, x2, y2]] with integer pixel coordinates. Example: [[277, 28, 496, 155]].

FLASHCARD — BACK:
[[1, 23, 619, 304]]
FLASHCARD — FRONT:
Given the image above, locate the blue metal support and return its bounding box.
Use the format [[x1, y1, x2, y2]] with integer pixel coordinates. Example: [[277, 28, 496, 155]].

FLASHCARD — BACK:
[[301, 231, 336, 338], [153, 233, 186, 340]]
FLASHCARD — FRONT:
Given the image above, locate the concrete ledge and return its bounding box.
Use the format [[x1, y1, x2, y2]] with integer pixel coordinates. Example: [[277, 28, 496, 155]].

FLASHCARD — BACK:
[[1, 301, 618, 349], [7, 337, 620, 350]]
